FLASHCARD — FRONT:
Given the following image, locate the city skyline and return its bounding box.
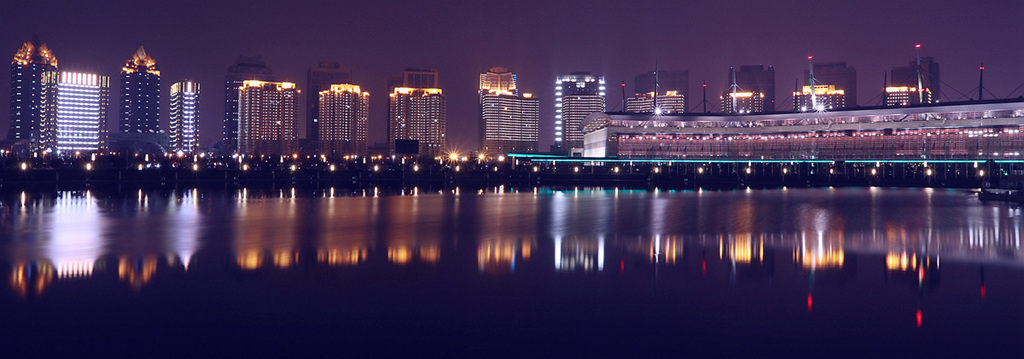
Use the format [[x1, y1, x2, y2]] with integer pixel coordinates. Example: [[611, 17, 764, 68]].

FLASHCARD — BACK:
[[2, 1, 1023, 153]]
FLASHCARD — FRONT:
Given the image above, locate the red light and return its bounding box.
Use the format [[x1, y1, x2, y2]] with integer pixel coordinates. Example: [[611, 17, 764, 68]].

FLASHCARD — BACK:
[[916, 309, 922, 327], [701, 258, 706, 274], [980, 66, 985, 70], [807, 294, 813, 312], [807, 56, 813, 60], [620, 82, 625, 87], [702, 83, 707, 88], [981, 285, 987, 299], [915, 44, 922, 48], [620, 258, 624, 272]]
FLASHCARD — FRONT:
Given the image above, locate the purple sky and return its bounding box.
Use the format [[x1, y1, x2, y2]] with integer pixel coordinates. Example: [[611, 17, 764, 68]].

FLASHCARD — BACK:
[[3, 0, 1023, 152]]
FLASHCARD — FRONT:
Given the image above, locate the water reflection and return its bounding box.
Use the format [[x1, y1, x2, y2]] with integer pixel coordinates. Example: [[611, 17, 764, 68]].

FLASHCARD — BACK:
[[0, 187, 1021, 295]]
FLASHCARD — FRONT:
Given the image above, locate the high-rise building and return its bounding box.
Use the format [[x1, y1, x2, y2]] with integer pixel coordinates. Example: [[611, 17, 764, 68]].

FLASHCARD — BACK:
[[223, 55, 275, 152], [39, 72, 110, 152], [722, 65, 775, 113], [634, 70, 688, 103], [9, 35, 58, 147], [626, 92, 686, 114], [480, 67, 518, 95], [388, 68, 445, 156], [319, 84, 368, 156], [720, 92, 765, 114], [793, 85, 845, 111], [479, 67, 538, 155], [306, 62, 351, 142], [169, 81, 200, 153], [119, 47, 160, 134], [237, 80, 298, 155], [803, 62, 856, 107], [889, 57, 940, 105], [555, 72, 605, 153]]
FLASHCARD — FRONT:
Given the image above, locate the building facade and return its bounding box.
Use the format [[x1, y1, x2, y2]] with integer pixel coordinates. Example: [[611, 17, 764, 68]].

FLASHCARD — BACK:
[[223, 56, 275, 152], [319, 84, 369, 156], [169, 81, 200, 153], [388, 68, 445, 156], [479, 67, 538, 155], [723, 65, 775, 113], [582, 99, 1024, 160], [389, 87, 445, 156], [40, 72, 110, 153], [119, 47, 160, 134], [555, 72, 605, 153], [237, 80, 298, 155], [634, 70, 688, 104], [793, 85, 846, 111], [9, 36, 58, 147], [626, 91, 686, 114], [306, 62, 352, 142]]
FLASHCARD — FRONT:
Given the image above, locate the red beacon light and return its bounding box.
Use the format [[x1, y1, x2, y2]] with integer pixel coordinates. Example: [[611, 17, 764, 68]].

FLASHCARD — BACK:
[[915, 44, 922, 49]]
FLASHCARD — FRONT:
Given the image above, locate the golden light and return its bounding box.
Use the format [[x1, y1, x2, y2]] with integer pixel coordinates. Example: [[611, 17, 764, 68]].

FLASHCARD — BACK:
[[533, 166, 539, 172], [493, 166, 498, 172], [926, 168, 933, 176], [698, 167, 704, 174], [574, 166, 579, 173], [478, 154, 486, 161], [138, 164, 144, 170], [20, 162, 28, 171], [653, 167, 660, 173], [979, 169, 985, 176], [498, 156, 505, 162], [871, 168, 877, 175], [460, 156, 468, 162], [455, 165, 461, 172], [613, 167, 620, 173], [243, 164, 249, 171], [290, 165, 297, 172], [449, 153, 459, 161], [192, 163, 199, 171], [745, 167, 752, 174], [85, 163, 93, 171], [330, 164, 336, 171], [292, 153, 298, 159], [783, 167, 789, 174], [829, 168, 835, 174], [373, 165, 379, 172], [413, 164, 419, 171]]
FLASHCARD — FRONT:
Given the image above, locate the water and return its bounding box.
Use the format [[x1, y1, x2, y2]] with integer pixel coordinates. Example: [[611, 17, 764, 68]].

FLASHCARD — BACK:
[[1, 186, 1022, 357]]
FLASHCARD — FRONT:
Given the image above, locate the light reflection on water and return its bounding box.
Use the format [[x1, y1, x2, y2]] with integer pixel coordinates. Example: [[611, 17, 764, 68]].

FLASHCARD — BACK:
[[2, 186, 1024, 356], [0, 187, 1021, 288]]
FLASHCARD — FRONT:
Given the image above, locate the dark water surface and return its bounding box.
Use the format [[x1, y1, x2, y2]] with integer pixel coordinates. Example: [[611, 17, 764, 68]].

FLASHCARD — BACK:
[[1, 186, 1023, 357]]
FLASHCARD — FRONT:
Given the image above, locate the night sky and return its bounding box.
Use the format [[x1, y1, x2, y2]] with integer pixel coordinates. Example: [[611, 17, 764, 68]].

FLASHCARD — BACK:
[[2, 0, 1023, 152]]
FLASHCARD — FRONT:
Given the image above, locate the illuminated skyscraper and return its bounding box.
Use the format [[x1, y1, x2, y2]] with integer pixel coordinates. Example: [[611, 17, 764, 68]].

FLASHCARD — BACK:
[[319, 84, 369, 156], [479, 67, 538, 155], [39, 72, 110, 152], [223, 55, 275, 152], [169, 81, 200, 152], [722, 65, 775, 113], [888, 57, 940, 106], [306, 62, 351, 141], [388, 68, 445, 156], [119, 47, 160, 134], [237, 80, 298, 155], [793, 85, 845, 111], [555, 72, 605, 154], [9, 35, 57, 147]]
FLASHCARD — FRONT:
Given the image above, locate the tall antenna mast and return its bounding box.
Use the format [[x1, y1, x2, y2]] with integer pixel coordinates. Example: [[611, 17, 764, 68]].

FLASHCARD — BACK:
[[730, 66, 738, 113], [915, 44, 924, 103], [702, 82, 707, 113], [653, 61, 660, 114], [808, 55, 817, 110], [882, 72, 888, 106], [620, 82, 626, 111], [978, 64, 985, 101]]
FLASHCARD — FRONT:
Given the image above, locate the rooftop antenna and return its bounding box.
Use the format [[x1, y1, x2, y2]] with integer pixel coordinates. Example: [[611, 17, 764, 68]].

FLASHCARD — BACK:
[[730, 66, 739, 113], [978, 63, 985, 101], [620, 81, 627, 111], [915, 44, 924, 103], [882, 72, 888, 106]]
